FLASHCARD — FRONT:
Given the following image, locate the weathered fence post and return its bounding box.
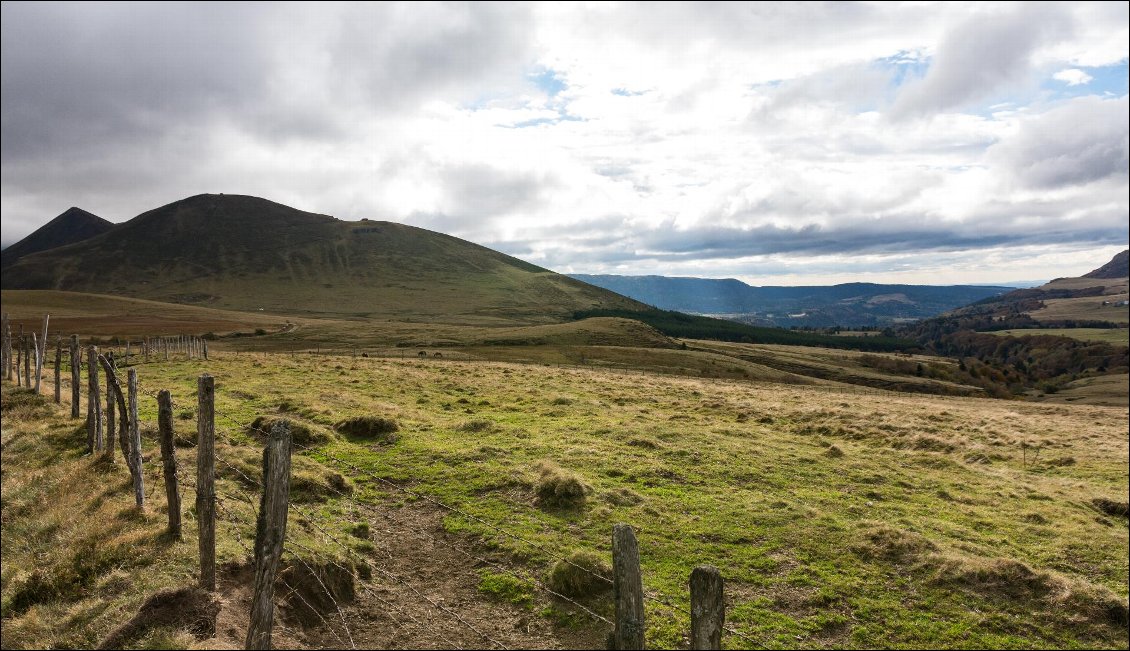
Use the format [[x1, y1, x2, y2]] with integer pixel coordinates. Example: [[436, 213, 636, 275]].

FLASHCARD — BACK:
[[203, 339, 208, 361], [198, 374, 217, 591], [70, 335, 81, 418], [34, 314, 49, 393], [54, 336, 62, 403], [105, 354, 116, 455], [128, 368, 143, 508], [245, 420, 293, 650], [612, 523, 645, 650], [158, 390, 182, 539], [87, 346, 103, 452], [164, 337, 170, 361], [23, 335, 31, 387], [144, 338, 150, 363], [97, 355, 129, 465], [690, 565, 724, 650], [0, 312, 8, 382], [32, 332, 40, 393]]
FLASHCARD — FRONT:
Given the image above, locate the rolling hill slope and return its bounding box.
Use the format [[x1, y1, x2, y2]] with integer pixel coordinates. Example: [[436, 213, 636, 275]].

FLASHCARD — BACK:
[[0, 194, 645, 324]]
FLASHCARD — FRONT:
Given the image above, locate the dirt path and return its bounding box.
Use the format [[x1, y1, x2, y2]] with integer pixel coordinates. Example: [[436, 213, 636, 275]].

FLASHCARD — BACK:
[[244, 498, 609, 650]]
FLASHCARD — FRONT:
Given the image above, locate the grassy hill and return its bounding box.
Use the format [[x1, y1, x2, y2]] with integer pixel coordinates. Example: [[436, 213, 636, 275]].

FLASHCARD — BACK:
[[0, 207, 113, 269], [0, 194, 645, 324], [3, 350, 1126, 649]]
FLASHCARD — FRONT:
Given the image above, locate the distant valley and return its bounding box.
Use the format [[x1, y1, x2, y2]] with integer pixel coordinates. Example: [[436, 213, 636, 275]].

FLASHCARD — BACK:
[[571, 274, 1016, 328]]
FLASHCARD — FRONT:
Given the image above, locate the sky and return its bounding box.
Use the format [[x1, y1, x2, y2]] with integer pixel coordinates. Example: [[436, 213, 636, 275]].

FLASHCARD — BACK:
[[1, 1, 1127, 286]]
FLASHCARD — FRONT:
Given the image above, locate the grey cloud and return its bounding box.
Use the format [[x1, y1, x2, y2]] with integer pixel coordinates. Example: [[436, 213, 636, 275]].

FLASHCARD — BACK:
[[988, 95, 1129, 189], [891, 4, 1072, 118], [328, 2, 535, 110], [438, 163, 553, 219]]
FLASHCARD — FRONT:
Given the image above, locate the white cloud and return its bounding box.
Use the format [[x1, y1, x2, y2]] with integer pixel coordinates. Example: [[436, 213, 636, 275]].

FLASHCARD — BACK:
[[1052, 68, 1095, 85]]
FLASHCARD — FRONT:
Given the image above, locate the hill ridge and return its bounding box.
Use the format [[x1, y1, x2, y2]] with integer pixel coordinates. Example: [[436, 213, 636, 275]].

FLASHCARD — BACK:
[[1, 207, 114, 269], [0, 194, 643, 324]]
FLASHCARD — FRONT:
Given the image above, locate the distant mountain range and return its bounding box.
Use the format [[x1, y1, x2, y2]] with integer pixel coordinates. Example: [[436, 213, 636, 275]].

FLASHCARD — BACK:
[[1, 207, 113, 269], [570, 274, 1014, 328]]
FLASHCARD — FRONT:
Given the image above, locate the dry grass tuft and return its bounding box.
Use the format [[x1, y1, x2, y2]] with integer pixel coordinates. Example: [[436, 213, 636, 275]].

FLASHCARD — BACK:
[[333, 415, 400, 444], [854, 523, 938, 563], [546, 550, 612, 598], [247, 415, 334, 446], [534, 461, 589, 509]]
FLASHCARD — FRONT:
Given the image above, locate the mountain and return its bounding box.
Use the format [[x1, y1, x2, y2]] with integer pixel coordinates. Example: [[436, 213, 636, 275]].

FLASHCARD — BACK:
[[1083, 249, 1129, 279], [0, 207, 113, 269], [0, 194, 645, 323], [570, 274, 1013, 328]]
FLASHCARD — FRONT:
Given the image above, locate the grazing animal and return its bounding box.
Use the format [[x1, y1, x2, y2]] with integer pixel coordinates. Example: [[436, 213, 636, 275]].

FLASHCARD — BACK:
[[433, 352, 443, 358], [418, 350, 427, 357]]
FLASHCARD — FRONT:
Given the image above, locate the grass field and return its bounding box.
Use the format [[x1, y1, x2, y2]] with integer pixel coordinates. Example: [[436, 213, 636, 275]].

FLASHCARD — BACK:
[[986, 328, 1130, 346], [1030, 297, 1130, 325], [3, 350, 1127, 649]]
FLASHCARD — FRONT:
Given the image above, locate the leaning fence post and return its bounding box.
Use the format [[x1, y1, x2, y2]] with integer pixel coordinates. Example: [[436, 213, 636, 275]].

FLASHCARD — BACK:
[[158, 390, 183, 539], [87, 346, 103, 452], [128, 368, 143, 508], [70, 335, 81, 418], [690, 565, 724, 650], [198, 374, 217, 591], [245, 420, 293, 650], [35, 314, 49, 392], [54, 336, 62, 403], [612, 523, 645, 650]]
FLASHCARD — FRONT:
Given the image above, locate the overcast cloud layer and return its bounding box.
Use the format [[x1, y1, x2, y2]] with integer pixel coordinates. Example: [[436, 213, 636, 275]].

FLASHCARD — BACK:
[[2, 1, 1127, 285]]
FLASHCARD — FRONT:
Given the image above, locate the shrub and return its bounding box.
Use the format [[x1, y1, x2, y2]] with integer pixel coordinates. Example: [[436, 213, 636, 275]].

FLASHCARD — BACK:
[[534, 461, 589, 509], [546, 550, 612, 598]]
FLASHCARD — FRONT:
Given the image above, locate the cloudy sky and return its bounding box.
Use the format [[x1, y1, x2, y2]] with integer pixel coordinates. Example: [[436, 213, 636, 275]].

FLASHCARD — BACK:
[[2, 1, 1127, 285]]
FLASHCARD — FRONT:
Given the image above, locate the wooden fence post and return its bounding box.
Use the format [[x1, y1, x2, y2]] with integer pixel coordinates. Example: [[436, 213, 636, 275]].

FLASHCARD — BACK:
[[144, 338, 150, 363], [106, 354, 117, 446], [164, 337, 170, 361], [32, 333, 40, 393], [128, 368, 143, 508], [690, 565, 724, 650], [612, 523, 645, 650], [70, 335, 81, 418], [34, 314, 49, 393], [54, 336, 62, 403], [197, 374, 217, 591], [0, 312, 8, 382], [203, 339, 208, 361], [158, 390, 182, 539], [87, 346, 103, 452], [97, 355, 129, 465], [245, 420, 293, 650], [23, 335, 31, 387]]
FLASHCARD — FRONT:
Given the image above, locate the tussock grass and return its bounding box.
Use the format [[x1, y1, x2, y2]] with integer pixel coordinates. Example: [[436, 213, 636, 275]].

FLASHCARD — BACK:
[[333, 415, 400, 444], [247, 415, 334, 446], [534, 461, 589, 509], [546, 551, 612, 598]]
